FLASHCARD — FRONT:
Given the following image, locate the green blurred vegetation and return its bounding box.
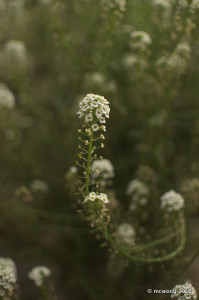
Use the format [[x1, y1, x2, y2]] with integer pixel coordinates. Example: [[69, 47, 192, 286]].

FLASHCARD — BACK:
[[0, 0, 199, 299]]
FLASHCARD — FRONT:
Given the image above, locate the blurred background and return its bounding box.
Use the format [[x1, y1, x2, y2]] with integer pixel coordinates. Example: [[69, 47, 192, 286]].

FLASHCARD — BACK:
[[0, 0, 199, 299]]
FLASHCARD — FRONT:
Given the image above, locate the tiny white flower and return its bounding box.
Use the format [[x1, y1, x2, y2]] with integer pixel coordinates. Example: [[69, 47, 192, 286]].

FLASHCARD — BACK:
[[97, 193, 109, 203], [82, 104, 89, 111], [92, 124, 100, 131], [84, 192, 109, 203], [99, 117, 106, 124], [85, 128, 92, 135], [100, 125, 106, 132], [85, 114, 93, 122], [96, 108, 102, 118]]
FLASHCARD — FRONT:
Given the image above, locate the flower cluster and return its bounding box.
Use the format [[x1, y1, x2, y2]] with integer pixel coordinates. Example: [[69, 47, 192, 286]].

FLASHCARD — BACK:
[[0, 83, 15, 109], [0, 257, 17, 297], [117, 223, 135, 238], [0, 0, 25, 14], [116, 223, 135, 246], [176, 42, 191, 58], [129, 31, 152, 51], [102, 0, 126, 12], [127, 179, 149, 197], [28, 266, 51, 287], [77, 94, 110, 196], [151, 0, 171, 9], [127, 179, 149, 210], [30, 179, 49, 193], [39, 0, 52, 4], [0, 40, 27, 70], [178, 0, 199, 10], [84, 191, 109, 204], [77, 93, 110, 128], [122, 54, 148, 70], [160, 190, 184, 211], [156, 42, 191, 76], [83, 73, 117, 94], [171, 282, 197, 299], [91, 159, 114, 180]]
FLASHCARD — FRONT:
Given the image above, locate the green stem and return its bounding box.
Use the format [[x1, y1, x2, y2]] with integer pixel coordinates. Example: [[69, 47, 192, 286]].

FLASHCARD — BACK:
[[105, 229, 186, 263], [104, 214, 186, 263], [85, 130, 93, 195], [40, 285, 50, 300]]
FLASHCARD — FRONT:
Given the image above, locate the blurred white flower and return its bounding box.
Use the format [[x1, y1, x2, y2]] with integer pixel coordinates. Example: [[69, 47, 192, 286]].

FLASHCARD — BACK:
[[117, 223, 135, 246], [1, 40, 27, 70], [39, 0, 52, 4], [130, 31, 152, 50], [149, 111, 167, 127], [7, 0, 25, 13], [175, 42, 191, 58], [122, 53, 148, 71], [83, 72, 117, 94], [122, 54, 139, 67], [179, 0, 199, 10], [30, 180, 49, 193], [0, 83, 15, 109], [160, 190, 184, 211], [151, 0, 170, 9], [117, 223, 135, 238], [127, 179, 149, 197], [68, 166, 78, 175], [0, 0, 25, 14], [156, 42, 191, 76], [91, 159, 114, 180], [85, 72, 105, 86], [28, 266, 51, 287], [102, 0, 126, 12], [0, 257, 17, 297], [127, 180, 149, 210]]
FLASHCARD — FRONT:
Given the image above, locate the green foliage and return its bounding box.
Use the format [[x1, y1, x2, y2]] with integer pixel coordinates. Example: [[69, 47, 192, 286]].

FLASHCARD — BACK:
[[0, 0, 199, 299]]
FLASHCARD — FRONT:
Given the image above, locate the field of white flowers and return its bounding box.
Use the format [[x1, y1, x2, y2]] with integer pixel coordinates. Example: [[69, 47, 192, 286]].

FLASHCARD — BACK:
[[0, 0, 199, 299]]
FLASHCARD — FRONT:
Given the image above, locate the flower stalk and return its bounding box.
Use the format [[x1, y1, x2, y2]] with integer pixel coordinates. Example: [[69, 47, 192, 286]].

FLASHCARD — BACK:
[[76, 93, 186, 264]]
